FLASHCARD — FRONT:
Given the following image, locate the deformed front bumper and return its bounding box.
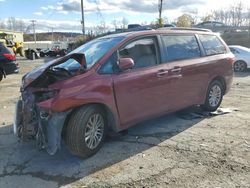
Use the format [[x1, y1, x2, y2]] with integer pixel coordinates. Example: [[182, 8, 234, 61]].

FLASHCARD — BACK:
[[14, 98, 71, 155]]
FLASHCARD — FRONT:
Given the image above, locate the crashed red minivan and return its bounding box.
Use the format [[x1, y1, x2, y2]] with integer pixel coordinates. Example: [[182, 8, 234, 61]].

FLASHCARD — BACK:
[[14, 29, 234, 158]]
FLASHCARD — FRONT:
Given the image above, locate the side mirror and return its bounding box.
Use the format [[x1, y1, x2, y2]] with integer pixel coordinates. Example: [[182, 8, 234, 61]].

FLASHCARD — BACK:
[[118, 58, 134, 71]]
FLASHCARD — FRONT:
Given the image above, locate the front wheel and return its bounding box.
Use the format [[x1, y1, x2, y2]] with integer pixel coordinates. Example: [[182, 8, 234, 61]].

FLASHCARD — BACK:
[[202, 80, 223, 112], [65, 105, 107, 158]]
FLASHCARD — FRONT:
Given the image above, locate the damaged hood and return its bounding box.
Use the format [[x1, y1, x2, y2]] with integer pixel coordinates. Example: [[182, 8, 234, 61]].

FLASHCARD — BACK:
[[22, 53, 86, 89]]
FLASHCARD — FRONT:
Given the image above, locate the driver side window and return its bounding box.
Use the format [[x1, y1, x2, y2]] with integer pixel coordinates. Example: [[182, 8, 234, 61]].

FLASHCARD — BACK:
[[119, 38, 157, 69]]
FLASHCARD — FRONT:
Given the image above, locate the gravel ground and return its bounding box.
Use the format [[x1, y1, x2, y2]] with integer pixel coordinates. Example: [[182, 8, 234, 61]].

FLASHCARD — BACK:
[[0, 57, 249, 188]]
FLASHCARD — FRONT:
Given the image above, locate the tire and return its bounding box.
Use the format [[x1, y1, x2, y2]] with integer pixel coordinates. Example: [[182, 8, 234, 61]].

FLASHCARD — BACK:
[[234, 60, 247, 72], [49, 51, 57, 57], [65, 105, 107, 158], [40, 52, 45, 57], [202, 80, 223, 112], [30, 52, 35, 60], [0, 72, 3, 82], [59, 49, 66, 57]]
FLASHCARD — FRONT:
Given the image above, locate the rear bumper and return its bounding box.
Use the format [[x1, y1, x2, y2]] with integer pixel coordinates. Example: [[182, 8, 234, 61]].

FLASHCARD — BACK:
[[2, 61, 19, 75]]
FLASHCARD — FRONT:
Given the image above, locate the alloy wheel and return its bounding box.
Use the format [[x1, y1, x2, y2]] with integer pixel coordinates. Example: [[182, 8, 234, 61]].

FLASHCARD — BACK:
[[208, 85, 222, 107], [234, 61, 246, 72], [84, 113, 104, 150]]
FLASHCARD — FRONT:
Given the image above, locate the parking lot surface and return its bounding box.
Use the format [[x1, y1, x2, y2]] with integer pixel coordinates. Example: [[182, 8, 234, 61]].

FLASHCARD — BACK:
[[0, 57, 249, 188]]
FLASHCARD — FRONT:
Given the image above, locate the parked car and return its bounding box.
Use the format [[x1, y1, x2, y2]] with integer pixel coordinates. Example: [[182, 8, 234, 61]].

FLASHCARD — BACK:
[[0, 43, 19, 81], [14, 29, 234, 158], [194, 21, 231, 33], [163, 24, 176, 27], [40, 45, 67, 57], [229, 45, 250, 72]]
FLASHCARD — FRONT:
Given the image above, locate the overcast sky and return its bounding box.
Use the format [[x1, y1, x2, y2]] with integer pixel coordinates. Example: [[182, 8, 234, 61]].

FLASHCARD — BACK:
[[0, 0, 247, 33]]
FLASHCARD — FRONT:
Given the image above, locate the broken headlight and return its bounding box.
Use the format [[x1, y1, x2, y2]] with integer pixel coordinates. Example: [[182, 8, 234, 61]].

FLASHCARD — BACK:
[[35, 90, 59, 102]]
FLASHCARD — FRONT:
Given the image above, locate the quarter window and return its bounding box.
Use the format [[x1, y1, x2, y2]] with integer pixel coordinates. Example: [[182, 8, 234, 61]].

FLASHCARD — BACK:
[[162, 35, 201, 62], [119, 38, 157, 69], [199, 34, 226, 56]]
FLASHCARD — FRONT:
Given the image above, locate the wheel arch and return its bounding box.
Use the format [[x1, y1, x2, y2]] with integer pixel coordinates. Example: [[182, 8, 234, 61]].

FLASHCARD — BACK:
[[201, 75, 225, 111], [62, 102, 118, 138], [211, 76, 226, 95], [202, 75, 226, 104]]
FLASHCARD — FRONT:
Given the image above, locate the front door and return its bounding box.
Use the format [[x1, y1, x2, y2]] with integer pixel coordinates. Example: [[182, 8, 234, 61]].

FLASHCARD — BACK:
[[113, 37, 173, 126]]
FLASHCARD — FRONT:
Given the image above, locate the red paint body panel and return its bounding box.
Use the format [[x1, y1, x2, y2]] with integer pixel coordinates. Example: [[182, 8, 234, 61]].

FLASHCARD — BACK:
[[25, 30, 234, 132]]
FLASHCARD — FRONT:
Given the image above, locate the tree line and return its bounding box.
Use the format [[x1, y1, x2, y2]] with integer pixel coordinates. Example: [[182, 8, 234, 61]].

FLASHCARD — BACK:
[[176, 2, 250, 27], [1, 1, 249, 34]]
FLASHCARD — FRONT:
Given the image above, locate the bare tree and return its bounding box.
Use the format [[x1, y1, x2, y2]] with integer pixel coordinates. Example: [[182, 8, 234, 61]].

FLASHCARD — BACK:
[[95, 20, 109, 35], [235, 2, 243, 26], [248, 8, 250, 27], [112, 20, 118, 29], [212, 2, 245, 27], [0, 20, 6, 29], [7, 17, 16, 30], [5, 17, 26, 32], [121, 17, 128, 29], [16, 20, 26, 32]]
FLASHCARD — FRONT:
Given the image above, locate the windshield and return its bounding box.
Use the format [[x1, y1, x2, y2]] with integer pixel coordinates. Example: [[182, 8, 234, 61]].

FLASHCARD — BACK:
[[68, 36, 124, 69]]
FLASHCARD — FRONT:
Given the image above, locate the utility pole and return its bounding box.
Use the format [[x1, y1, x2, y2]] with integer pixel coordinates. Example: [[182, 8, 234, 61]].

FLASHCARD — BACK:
[[51, 27, 54, 41], [158, 0, 163, 27], [81, 0, 85, 36], [30, 20, 37, 45]]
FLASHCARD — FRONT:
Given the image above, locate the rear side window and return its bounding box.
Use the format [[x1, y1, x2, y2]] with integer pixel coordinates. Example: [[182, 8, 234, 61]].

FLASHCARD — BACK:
[[199, 34, 226, 56], [0, 44, 12, 54], [162, 35, 201, 62]]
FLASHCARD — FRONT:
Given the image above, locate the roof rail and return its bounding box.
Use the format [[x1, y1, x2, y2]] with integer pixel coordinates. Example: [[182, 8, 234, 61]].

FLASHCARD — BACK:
[[158, 27, 212, 32]]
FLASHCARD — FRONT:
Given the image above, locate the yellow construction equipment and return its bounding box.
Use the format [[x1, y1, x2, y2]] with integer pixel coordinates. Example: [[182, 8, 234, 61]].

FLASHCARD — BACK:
[[0, 30, 25, 57]]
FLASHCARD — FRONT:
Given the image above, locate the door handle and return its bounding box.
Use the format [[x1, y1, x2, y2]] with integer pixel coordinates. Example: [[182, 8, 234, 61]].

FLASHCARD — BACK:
[[157, 69, 168, 77], [171, 67, 182, 74]]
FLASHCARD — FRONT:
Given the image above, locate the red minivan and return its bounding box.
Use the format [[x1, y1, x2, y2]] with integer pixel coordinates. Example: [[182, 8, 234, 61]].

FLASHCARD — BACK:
[[14, 29, 234, 158]]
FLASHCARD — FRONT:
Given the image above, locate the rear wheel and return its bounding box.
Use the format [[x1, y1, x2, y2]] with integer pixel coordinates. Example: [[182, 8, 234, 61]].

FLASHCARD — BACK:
[[65, 105, 107, 158], [40, 52, 45, 57], [202, 80, 223, 112], [234, 60, 247, 72]]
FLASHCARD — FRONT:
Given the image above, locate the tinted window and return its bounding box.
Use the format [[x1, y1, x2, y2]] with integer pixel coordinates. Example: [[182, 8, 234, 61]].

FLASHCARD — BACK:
[[202, 22, 213, 27], [214, 22, 224, 27], [119, 38, 157, 69], [199, 34, 226, 56], [0, 43, 12, 54], [162, 35, 201, 62], [229, 47, 239, 54]]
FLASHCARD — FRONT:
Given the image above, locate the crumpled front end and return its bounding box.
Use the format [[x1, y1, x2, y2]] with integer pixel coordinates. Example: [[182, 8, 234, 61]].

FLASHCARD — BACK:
[[13, 53, 87, 155], [14, 88, 71, 155]]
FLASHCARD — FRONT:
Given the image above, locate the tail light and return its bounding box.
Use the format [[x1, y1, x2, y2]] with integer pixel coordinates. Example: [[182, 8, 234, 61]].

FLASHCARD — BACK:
[[3, 53, 16, 61]]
